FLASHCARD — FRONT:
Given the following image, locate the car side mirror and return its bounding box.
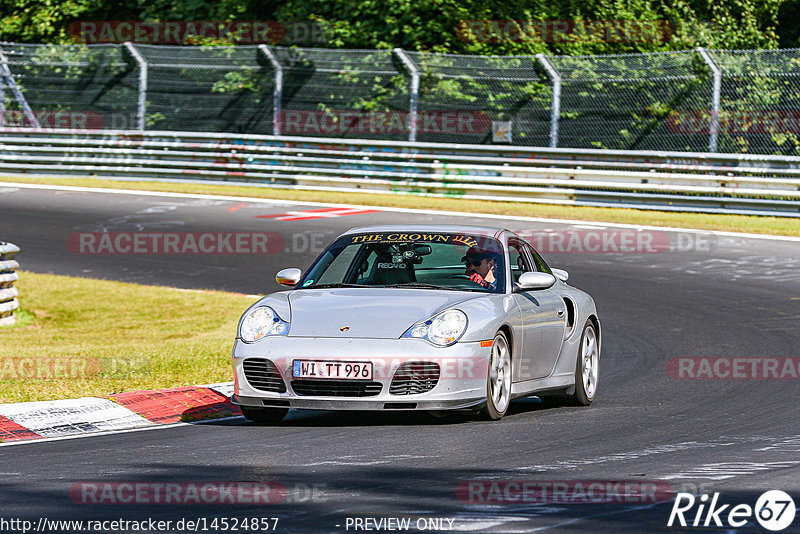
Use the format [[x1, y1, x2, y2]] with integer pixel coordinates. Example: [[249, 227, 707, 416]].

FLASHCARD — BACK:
[[552, 268, 569, 282], [517, 272, 557, 290], [276, 268, 302, 287]]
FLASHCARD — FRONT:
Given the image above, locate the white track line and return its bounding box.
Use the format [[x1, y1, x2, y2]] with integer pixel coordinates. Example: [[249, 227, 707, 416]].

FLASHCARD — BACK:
[[0, 415, 244, 448], [1, 181, 798, 242]]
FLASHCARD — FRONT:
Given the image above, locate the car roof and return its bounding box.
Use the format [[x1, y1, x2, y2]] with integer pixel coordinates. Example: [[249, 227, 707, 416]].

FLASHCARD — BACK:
[[340, 224, 508, 239]]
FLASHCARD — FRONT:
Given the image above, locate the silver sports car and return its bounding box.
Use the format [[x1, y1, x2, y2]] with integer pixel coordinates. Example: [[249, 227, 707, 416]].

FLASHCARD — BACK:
[[231, 225, 600, 423]]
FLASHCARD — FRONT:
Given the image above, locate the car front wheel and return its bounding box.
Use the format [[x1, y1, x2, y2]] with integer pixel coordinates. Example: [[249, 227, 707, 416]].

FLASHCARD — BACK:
[[482, 330, 512, 420]]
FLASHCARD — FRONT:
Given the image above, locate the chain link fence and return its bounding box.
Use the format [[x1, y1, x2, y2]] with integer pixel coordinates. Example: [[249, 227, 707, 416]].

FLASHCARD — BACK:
[[551, 51, 713, 152], [273, 47, 408, 140], [406, 52, 550, 145], [2, 42, 800, 155], [709, 49, 800, 155], [0, 43, 139, 130], [137, 44, 274, 133]]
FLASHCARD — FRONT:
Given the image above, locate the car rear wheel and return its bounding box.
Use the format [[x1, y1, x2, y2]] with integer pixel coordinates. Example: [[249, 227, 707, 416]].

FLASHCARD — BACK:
[[240, 406, 288, 424], [482, 330, 512, 420], [571, 320, 598, 406]]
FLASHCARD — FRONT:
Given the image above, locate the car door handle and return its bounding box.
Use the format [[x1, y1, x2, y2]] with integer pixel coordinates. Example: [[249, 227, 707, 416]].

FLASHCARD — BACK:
[[557, 308, 565, 317]]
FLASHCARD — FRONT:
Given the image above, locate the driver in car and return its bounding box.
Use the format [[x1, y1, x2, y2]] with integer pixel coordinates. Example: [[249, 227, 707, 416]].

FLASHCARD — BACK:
[[462, 247, 498, 290]]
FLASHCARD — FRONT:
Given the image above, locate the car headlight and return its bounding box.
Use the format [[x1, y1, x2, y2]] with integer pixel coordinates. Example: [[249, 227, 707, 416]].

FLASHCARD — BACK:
[[239, 306, 289, 343], [402, 309, 468, 347]]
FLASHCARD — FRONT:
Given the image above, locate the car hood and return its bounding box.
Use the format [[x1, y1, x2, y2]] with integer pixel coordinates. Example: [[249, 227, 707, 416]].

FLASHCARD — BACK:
[[287, 288, 482, 339]]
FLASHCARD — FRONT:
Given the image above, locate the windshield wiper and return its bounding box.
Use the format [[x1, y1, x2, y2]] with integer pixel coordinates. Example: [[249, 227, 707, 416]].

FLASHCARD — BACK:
[[381, 283, 465, 291]]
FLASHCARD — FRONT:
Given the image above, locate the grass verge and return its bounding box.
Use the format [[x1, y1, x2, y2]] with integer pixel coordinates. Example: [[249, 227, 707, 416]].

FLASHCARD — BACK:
[[0, 271, 254, 403], [2, 175, 798, 237]]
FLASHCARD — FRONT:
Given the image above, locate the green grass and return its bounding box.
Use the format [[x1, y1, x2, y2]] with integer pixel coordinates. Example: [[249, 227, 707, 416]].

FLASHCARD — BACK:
[[0, 271, 255, 403], [2, 175, 799, 237]]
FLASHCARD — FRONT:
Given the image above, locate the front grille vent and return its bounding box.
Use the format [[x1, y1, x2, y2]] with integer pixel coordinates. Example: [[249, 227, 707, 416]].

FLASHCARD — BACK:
[[291, 379, 382, 397], [243, 358, 287, 393], [390, 362, 440, 395]]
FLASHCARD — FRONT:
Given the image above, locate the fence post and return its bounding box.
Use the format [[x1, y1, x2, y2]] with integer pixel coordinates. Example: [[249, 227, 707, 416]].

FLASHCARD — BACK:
[[124, 42, 147, 131], [536, 54, 561, 148], [697, 47, 721, 153], [0, 242, 20, 327], [258, 45, 283, 136], [394, 48, 419, 143], [0, 48, 40, 129], [0, 80, 5, 126]]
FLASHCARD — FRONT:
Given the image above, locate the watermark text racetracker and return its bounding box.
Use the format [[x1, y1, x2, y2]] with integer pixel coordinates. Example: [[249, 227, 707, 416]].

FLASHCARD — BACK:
[[278, 110, 490, 136], [70, 20, 327, 44], [70, 482, 285, 504], [70, 481, 325, 505], [516, 229, 716, 254], [458, 480, 675, 504], [68, 232, 332, 255], [456, 19, 674, 43], [69, 232, 282, 255], [667, 357, 800, 380], [0, 110, 104, 130], [68, 230, 714, 256], [0, 356, 147, 380]]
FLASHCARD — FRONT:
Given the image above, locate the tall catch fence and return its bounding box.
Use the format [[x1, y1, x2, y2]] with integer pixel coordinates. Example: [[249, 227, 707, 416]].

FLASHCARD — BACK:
[[272, 47, 408, 140], [137, 44, 274, 134], [1, 42, 800, 155]]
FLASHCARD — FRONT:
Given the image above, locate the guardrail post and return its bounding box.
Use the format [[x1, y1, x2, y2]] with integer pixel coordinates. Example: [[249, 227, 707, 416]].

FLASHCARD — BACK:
[[258, 45, 283, 136], [536, 54, 561, 148], [394, 48, 420, 143], [124, 42, 147, 131], [697, 47, 721, 153], [0, 242, 20, 327], [0, 48, 40, 129]]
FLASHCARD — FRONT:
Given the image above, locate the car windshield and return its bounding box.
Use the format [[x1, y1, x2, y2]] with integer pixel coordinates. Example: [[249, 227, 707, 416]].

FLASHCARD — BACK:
[[298, 232, 505, 293]]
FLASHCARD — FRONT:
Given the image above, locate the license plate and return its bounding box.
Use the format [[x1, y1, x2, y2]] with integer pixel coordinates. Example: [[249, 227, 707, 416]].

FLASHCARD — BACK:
[[292, 360, 373, 380]]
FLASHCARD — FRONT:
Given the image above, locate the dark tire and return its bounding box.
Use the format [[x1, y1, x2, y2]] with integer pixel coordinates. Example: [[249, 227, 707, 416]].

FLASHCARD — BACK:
[[481, 330, 512, 420], [240, 406, 288, 424], [569, 320, 599, 406]]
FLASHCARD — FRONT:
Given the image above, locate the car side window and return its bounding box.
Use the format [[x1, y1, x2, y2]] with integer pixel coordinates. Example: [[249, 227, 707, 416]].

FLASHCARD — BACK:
[[524, 244, 553, 274], [508, 240, 533, 283]]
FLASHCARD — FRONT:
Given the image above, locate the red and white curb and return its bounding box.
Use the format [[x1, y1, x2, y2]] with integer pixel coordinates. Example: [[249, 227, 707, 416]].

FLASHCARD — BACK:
[[255, 206, 381, 221], [0, 382, 237, 444]]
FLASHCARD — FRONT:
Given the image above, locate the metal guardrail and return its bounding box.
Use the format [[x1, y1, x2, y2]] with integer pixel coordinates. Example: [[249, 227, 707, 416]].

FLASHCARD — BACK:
[[0, 242, 20, 327], [0, 129, 799, 217]]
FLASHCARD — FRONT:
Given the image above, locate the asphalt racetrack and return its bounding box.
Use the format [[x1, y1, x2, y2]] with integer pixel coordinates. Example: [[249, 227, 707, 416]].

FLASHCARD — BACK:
[[1, 183, 799, 533]]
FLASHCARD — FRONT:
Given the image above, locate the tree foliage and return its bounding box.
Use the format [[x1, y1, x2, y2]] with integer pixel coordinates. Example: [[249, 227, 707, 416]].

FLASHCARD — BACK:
[[0, 0, 792, 52]]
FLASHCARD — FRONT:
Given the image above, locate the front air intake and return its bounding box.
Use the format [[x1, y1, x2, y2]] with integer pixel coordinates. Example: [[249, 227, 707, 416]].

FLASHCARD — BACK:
[[291, 379, 382, 397], [242, 358, 287, 393], [390, 361, 440, 395]]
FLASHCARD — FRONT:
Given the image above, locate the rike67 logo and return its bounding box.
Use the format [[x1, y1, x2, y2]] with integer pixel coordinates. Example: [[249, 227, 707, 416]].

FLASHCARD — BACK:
[[668, 490, 796, 531]]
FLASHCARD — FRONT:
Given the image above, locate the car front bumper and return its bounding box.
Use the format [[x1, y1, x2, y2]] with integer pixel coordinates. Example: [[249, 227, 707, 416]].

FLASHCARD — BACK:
[[231, 336, 491, 411]]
